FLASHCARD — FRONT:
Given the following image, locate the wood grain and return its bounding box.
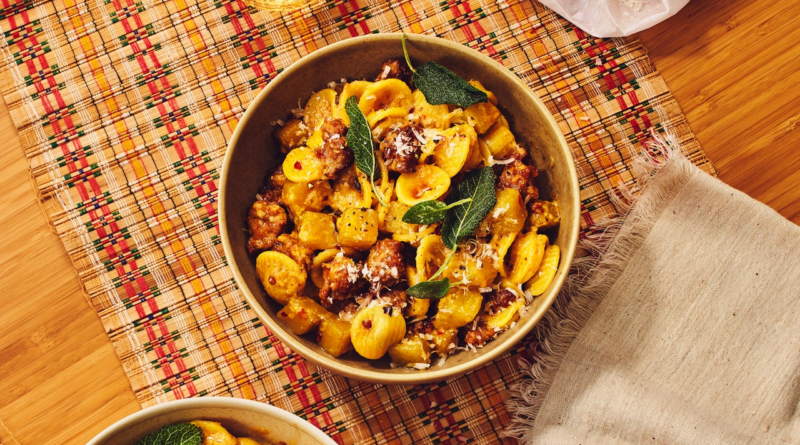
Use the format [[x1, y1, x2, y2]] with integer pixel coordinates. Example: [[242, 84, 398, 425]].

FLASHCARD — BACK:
[[0, 0, 798, 443]]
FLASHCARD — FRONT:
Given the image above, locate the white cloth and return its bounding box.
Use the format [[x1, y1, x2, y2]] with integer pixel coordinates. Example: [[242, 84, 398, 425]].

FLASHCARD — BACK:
[[509, 152, 800, 444], [539, 0, 690, 37]]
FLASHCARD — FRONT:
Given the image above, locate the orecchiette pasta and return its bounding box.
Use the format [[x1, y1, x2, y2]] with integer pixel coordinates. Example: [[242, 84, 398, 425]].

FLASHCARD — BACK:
[[249, 56, 561, 367]]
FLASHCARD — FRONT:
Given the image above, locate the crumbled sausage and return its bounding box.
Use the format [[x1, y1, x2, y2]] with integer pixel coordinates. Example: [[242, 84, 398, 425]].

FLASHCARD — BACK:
[[375, 59, 412, 84], [484, 289, 518, 315], [272, 233, 313, 272], [379, 124, 423, 173], [408, 318, 434, 337], [246, 201, 288, 255], [315, 117, 353, 178], [257, 167, 288, 204], [379, 287, 408, 309], [462, 317, 497, 347], [498, 159, 539, 201], [319, 254, 368, 308], [364, 239, 406, 290]]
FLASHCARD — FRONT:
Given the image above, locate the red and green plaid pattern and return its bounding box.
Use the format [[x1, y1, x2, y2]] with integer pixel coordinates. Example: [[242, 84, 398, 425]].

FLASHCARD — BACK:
[[0, 0, 714, 443]]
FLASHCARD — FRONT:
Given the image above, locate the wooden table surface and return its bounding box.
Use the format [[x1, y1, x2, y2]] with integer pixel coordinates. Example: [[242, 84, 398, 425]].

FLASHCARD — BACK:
[[1, 0, 798, 443]]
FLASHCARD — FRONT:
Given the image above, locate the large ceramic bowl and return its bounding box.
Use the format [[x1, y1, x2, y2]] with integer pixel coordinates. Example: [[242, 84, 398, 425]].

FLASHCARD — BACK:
[[86, 397, 336, 445], [220, 33, 579, 384]]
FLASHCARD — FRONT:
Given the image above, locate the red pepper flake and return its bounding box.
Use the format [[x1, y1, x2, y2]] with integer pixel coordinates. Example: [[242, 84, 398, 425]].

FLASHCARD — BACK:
[[268, 276, 276, 285], [316, 330, 323, 342], [362, 319, 373, 329], [298, 308, 308, 319], [294, 161, 302, 170], [437, 330, 443, 335], [280, 311, 288, 317]]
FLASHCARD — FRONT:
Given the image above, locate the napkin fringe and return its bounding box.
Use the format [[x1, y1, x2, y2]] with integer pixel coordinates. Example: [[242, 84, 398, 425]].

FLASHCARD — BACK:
[[505, 133, 699, 442]]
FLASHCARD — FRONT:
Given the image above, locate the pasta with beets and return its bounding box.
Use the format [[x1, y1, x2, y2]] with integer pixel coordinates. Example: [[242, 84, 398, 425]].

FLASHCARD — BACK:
[[245, 58, 562, 368]]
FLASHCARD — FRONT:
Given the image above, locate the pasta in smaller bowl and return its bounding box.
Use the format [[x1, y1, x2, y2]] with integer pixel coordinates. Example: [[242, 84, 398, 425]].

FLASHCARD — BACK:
[[220, 34, 579, 384], [86, 398, 336, 445]]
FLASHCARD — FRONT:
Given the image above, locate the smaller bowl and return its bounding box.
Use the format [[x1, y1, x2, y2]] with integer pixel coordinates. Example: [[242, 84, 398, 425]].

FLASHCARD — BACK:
[[86, 397, 336, 445]]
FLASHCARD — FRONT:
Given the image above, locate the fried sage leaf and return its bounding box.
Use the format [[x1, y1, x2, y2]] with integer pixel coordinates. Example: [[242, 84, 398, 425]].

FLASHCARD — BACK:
[[402, 34, 489, 108], [441, 166, 497, 249], [402, 198, 472, 225], [344, 95, 387, 206], [406, 278, 450, 300], [135, 423, 203, 445]]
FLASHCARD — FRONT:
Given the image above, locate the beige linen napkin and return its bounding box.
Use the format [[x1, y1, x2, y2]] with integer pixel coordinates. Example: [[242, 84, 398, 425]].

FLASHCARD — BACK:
[[508, 143, 800, 444]]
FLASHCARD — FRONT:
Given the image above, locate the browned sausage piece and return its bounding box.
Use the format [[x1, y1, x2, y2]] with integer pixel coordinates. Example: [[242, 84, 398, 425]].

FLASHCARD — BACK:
[[379, 124, 423, 173], [375, 59, 413, 84], [498, 159, 539, 201], [315, 117, 353, 178], [484, 289, 517, 315], [462, 317, 497, 348], [319, 254, 368, 308], [272, 233, 314, 272], [246, 201, 288, 255], [364, 239, 406, 290], [257, 167, 288, 205], [379, 287, 408, 309]]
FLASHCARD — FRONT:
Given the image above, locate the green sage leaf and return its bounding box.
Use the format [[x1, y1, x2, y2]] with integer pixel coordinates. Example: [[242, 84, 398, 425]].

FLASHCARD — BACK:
[[402, 198, 472, 225], [401, 34, 489, 109], [135, 423, 203, 445], [406, 278, 450, 299], [441, 167, 497, 249], [413, 62, 489, 108], [344, 95, 387, 206]]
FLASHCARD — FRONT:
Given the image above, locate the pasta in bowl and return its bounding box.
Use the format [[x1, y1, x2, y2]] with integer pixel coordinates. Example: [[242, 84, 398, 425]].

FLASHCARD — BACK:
[[220, 34, 579, 384]]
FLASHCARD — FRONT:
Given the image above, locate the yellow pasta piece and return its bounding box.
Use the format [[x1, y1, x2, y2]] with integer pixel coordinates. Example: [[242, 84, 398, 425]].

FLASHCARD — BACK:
[[434, 287, 483, 330], [358, 79, 413, 116], [304, 88, 337, 130], [282, 179, 331, 219], [527, 200, 561, 231], [334, 80, 371, 125], [462, 134, 484, 171], [442, 246, 499, 289], [485, 296, 525, 330], [191, 421, 237, 445], [496, 113, 509, 128], [381, 201, 435, 244], [505, 233, 548, 284], [329, 165, 372, 213], [297, 211, 337, 250], [350, 305, 407, 359], [430, 328, 459, 356], [526, 244, 560, 297], [481, 120, 517, 159], [395, 164, 451, 205], [366, 107, 409, 127], [415, 235, 448, 281], [404, 295, 430, 319], [310, 248, 357, 288], [388, 335, 431, 367], [337, 208, 379, 250], [305, 128, 323, 150], [318, 316, 353, 357], [278, 296, 330, 335], [273, 118, 309, 152], [492, 232, 517, 278], [237, 439, 261, 445], [477, 188, 528, 238], [434, 124, 477, 177], [464, 99, 501, 135], [413, 89, 451, 130], [255, 251, 306, 304], [468, 79, 498, 104], [282, 147, 326, 183]]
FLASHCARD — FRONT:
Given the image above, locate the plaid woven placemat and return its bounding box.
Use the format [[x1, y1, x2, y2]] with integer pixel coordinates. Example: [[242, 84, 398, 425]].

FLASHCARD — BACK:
[[0, 0, 715, 443]]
